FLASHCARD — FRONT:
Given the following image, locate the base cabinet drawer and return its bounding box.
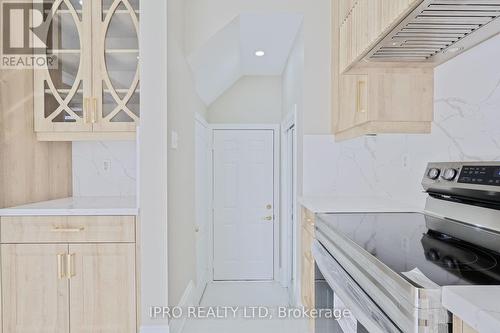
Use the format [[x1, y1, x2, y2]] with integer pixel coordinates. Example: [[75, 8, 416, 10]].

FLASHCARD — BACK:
[[1, 216, 135, 243]]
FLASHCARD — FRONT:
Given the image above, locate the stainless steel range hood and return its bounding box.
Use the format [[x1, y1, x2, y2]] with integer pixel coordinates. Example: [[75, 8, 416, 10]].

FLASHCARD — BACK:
[[365, 0, 500, 64]]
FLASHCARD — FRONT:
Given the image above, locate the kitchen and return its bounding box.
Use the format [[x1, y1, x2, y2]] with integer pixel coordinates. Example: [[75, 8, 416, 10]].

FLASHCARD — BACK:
[[0, 0, 500, 333]]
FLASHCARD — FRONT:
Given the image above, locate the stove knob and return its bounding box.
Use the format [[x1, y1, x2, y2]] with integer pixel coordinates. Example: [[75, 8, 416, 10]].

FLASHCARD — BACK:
[[428, 249, 440, 261], [442, 168, 458, 181], [443, 256, 456, 269], [427, 168, 441, 180]]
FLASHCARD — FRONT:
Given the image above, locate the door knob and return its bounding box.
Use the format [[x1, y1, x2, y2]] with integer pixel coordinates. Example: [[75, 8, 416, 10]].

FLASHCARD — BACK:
[[266, 204, 272, 210]]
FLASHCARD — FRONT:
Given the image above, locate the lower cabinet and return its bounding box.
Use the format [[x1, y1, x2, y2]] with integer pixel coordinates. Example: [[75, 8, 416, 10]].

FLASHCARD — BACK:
[[453, 316, 478, 333], [0, 216, 137, 333], [301, 207, 315, 333], [2, 244, 70, 332]]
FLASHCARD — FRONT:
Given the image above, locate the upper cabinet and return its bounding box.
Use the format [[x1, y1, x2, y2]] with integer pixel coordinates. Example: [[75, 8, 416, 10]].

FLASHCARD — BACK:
[[34, 0, 140, 141], [338, 0, 420, 73], [332, 0, 434, 140]]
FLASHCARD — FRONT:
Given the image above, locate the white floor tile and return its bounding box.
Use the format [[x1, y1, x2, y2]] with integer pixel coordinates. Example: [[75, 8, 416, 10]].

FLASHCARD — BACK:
[[182, 282, 309, 333]]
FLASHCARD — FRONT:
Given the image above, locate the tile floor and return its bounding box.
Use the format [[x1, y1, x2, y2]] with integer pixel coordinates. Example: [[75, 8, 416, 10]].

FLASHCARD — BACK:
[[182, 281, 309, 333]]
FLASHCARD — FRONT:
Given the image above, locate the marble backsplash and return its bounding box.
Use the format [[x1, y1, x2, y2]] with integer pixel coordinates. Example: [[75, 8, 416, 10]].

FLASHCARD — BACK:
[[304, 34, 500, 208], [72, 141, 137, 197]]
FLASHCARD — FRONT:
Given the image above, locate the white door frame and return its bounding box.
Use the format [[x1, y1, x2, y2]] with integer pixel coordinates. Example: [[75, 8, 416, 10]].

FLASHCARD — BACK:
[[194, 113, 210, 303], [208, 124, 281, 281], [280, 111, 297, 295]]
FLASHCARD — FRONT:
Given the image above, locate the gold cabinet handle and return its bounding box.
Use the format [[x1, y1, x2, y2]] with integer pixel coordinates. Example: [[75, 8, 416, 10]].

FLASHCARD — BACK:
[[83, 97, 90, 123], [263, 216, 274, 221], [357, 79, 367, 113], [67, 253, 75, 278], [92, 97, 97, 123], [51, 226, 84, 233], [57, 253, 66, 279]]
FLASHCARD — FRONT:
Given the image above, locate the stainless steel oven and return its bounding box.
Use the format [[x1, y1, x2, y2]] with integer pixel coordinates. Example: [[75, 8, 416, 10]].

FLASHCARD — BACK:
[[312, 162, 500, 333], [314, 240, 401, 333]]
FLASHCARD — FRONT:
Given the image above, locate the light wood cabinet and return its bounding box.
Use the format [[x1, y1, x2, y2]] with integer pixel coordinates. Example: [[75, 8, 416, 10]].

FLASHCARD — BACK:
[[301, 207, 315, 332], [2, 244, 70, 333], [0, 216, 137, 333], [332, 0, 434, 140], [453, 315, 479, 333], [339, 0, 420, 72], [69, 244, 136, 333], [34, 0, 140, 141]]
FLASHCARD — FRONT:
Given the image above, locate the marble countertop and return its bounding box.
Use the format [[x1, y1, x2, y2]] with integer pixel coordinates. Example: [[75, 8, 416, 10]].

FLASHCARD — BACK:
[[442, 286, 500, 333], [0, 196, 138, 216], [298, 195, 421, 213]]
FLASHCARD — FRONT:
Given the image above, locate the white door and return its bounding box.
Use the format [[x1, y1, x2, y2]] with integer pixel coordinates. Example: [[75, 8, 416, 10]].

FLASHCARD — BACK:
[[195, 120, 211, 294], [213, 129, 275, 280]]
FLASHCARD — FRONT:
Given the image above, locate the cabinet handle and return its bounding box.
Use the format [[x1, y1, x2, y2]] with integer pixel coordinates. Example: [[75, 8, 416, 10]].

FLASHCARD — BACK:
[[67, 253, 75, 278], [51, 226, 84, 233], [57, 254, 66, 279], [84, 97, 90, 123], [263, 216, 274, 221], [357, 79, 367, 113], [92, 97, 97, 123]]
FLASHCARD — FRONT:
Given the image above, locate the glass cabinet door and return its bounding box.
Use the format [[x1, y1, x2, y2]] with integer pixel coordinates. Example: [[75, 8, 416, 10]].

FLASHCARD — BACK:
[[34, 0, 93, 133], [93, 0, 140, 132]]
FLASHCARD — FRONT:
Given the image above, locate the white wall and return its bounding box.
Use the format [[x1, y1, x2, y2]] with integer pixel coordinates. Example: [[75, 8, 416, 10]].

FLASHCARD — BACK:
[[140, 0, 169, 330], [304, 33, 500, 208], [72, 141, 136, 197], [167, 0, 208, 308], [185, 0, 331, 134], [208, 76, 282, 124], [281, 28, 304, 304]]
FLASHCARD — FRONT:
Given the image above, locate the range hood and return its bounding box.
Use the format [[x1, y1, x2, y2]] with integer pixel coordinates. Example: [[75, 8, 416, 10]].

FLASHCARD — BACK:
[[365, 0, 500, 64]]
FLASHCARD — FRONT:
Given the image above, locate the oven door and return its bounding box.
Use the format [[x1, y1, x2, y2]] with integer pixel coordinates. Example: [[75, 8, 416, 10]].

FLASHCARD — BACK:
[[313, 240, 402, 333]]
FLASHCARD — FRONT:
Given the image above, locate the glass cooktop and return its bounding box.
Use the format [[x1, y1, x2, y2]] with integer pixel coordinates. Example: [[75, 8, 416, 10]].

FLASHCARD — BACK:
[[316, 212, 500, 287]]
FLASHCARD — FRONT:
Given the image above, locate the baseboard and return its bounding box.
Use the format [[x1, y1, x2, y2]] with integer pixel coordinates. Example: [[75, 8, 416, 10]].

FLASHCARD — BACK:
[[192, 279, 208, 306], [169, 280, 195, 333], [139, 325, 170, 333]]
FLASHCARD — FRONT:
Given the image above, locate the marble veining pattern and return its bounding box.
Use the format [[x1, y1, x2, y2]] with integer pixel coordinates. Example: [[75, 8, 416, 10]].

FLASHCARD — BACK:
[[72, 141, 137, 197], [442, 286, 500, 333], [304, 33, 500, 208]]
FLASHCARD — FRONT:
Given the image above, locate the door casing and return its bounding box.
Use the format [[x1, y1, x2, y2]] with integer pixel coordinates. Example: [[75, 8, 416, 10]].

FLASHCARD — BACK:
[[208, 124, 281, 282]]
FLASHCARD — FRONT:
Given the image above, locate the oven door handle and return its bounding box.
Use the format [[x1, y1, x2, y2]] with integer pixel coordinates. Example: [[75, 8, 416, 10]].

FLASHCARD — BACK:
[[312, 240, 402, 333]]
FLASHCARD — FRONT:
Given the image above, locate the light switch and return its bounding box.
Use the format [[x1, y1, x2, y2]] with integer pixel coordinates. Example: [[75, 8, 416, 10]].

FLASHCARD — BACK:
[[171, 131, 179, 149]]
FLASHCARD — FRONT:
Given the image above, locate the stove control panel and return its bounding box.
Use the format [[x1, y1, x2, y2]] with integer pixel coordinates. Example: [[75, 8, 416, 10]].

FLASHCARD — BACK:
[[422, 162, 500, 195], [458, 165, 500, 186]]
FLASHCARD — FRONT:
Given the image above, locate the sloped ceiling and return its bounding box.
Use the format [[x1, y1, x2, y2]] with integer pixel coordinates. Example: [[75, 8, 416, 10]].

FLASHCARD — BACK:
[[188, 13, 303, 106]]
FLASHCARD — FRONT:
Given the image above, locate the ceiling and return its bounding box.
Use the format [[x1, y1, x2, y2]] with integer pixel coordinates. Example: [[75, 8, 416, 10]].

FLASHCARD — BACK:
[[188, 13, 303, 106]]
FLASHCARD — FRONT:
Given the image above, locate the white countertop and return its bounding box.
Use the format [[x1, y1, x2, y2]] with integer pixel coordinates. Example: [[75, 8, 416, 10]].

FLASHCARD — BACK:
[[0, 196, 138, 216], [442, 286, 500, 333], [298, 195, 421, 213]]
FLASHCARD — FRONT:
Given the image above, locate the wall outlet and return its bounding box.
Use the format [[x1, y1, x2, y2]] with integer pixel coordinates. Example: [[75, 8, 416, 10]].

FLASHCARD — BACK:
[[102, 159, 112, 173], [402, 154, 410, 169], [171, 131, 179, 149]]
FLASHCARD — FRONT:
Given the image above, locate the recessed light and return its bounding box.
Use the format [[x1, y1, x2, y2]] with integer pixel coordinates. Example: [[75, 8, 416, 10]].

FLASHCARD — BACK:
[[255, 50, 265, 57]]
